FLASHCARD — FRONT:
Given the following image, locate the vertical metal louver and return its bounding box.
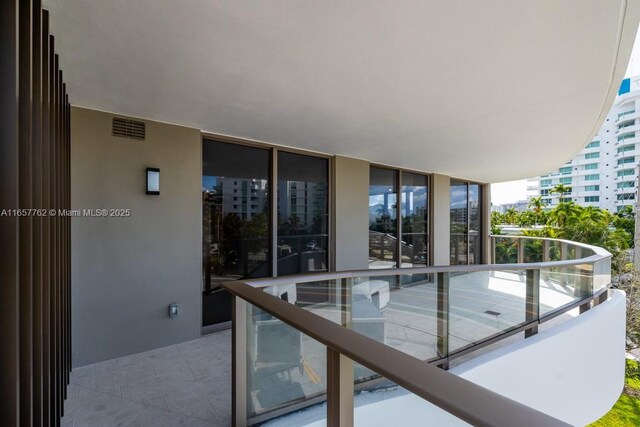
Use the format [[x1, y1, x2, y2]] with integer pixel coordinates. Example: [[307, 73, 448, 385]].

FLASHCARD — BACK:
[[112, 117, 145, 140]]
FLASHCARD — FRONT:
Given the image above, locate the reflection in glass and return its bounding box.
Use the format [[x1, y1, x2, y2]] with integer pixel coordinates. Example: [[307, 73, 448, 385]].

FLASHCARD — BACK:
[[539, 264, 592, 316], [369, 168, 398, 268], [450, 181, 468, 265], [277, 152, 329, 276], [523, 238, 543, 263], [469, 184, 482, 264], [202, 140, 271, 327], [494, 237, 517, 263], [246, 302, 326, 419], [448, 270, 526, 353], [401, 173, 428, 267], [450, 181, 483, 265]]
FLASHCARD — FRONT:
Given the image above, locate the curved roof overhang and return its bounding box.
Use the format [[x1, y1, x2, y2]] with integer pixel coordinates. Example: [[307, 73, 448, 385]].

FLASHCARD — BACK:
[[44, 0, 640, 182]]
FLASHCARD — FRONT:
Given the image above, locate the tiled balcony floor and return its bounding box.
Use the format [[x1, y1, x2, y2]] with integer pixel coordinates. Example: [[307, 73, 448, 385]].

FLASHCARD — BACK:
[[62, 329, 232, 426], [61, 271, 585, 426]]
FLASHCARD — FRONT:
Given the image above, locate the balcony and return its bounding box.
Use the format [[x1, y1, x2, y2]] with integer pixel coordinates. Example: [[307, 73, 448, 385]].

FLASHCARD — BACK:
[[615, 122, 640, 136], [615, 109, 638, 123], [6, 2, 640, 427], [615, 146, 639, 158], [55, 236, 620, 427], [217, 236, 617, 426], [615, 185, 635, 193], [616, 133, 640, 146]]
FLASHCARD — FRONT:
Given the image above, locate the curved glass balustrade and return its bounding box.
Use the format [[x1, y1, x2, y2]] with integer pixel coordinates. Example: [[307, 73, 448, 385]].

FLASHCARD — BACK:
[[223, 236, 610, 426]]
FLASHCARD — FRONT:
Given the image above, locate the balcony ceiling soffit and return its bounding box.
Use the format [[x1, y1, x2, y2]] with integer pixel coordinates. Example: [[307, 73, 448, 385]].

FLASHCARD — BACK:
[[44, 0, 640, 182]]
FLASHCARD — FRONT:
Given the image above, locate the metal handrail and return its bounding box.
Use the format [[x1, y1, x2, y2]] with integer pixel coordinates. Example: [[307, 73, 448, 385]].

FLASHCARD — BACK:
[[223, 280, 570, 427], [234, 236, 610, 289], [225, 235, 610, 426]]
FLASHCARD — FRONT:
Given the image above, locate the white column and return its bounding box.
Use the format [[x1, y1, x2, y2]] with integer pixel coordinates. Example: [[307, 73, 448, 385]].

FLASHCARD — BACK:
[[333, 156, 370, 271], [431, 174, 451, 266]]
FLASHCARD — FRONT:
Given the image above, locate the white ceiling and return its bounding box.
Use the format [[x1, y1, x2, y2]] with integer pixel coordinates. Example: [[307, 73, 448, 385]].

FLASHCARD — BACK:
[[44, 0, 640, 182]]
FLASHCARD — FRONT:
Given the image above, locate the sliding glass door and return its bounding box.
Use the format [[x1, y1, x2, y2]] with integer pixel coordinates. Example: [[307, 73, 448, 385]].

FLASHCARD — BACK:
[[277, 152, 329, 276], [202, 141, 271, 328], [369, 167, 430, 269], [450, 180, 483, 265], [401, 173, 429, 267], [368, 167, 398, 268], [202, 140, 329, 328]]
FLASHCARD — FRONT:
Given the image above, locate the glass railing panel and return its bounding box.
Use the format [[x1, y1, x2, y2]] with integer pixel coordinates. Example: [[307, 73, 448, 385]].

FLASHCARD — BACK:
[[539, 264, 593, 316], [262, 278, 347, 353], [493, 237, 518, 263], [448, 269, 527, 353], [546, 240, 562, 261], [271, 275, 440, 367], [351, 274, 439, 365], [523, 239, 543, 263], [593, 258, 611, 293], [246, 302, 327, 421]]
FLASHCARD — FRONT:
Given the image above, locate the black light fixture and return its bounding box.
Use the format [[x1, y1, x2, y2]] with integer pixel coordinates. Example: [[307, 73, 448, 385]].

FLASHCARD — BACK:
[[146, 167, 160, 195]]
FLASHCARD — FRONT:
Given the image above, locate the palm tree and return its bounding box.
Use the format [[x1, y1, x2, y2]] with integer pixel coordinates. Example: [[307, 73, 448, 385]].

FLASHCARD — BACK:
[[528, 196, 547, 225], [504, 208, 518, 224], [528, 196, 545, 214], [550, 184, 571, 203], [547, 201, 580, 228], [579, 206, 604, 224]]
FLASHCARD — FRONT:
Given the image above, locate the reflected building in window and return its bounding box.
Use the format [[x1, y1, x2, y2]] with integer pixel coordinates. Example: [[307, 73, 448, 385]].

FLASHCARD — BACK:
[[450, 181, 482, 265]]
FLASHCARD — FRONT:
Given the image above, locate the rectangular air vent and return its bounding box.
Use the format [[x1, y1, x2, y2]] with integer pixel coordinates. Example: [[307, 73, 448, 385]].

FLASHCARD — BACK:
[[112, 117, 145, 140]]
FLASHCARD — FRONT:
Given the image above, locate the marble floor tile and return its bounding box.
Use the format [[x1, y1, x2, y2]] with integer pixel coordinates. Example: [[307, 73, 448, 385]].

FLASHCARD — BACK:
[[63, 330, 231, 426]]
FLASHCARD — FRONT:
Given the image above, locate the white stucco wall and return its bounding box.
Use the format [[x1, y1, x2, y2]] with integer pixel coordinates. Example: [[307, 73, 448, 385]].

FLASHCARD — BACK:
[[281, 291, 625, 426], [451, 290, 626, 426]]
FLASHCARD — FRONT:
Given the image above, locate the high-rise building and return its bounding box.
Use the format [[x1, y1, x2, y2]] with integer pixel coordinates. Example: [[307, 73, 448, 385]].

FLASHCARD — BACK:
[[529, 76, 640, 211]]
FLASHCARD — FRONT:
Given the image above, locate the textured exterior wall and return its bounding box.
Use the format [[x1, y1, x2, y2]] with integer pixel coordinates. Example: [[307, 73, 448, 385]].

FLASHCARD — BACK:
[[71, 106, 201, 366]]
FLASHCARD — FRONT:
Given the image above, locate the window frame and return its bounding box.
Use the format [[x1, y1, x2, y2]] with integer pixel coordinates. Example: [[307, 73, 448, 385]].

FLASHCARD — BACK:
[[368, 164, 432, 269], [202, 134, 333, 279], [449, 178, 485, 266]]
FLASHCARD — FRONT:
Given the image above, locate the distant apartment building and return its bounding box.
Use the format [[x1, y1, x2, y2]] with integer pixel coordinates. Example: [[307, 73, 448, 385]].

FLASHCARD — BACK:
[[491, 200, 530, 214], [529, 76, 640, 212]]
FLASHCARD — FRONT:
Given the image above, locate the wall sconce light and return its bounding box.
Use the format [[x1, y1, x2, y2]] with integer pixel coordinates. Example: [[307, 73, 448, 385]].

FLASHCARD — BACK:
[[168, 303, 179, 317], [146, 167, 160, 195]]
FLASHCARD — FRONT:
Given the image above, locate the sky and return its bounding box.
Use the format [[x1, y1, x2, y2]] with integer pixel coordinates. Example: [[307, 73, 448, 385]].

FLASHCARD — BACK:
[[491, 29, 640, 206]]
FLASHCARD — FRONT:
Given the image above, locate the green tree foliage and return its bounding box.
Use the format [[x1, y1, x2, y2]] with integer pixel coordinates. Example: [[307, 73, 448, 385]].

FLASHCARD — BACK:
[[490, 211, 503, 235], [492, 200, 634, 258], [614, 205, 636, 237], [613, 256, 640, 353], [503, 208, 518, 225], [550, 184, 572, 202]]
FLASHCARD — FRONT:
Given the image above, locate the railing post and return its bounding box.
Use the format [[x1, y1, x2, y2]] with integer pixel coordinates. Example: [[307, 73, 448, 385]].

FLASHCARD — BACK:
[[594, 288, 610, 307], [490, 236, 496, 264], [575, 247, 582, 260], [437, 272, 449, 369], [542, 240, 550, 262], [517, 238, 524, 264], [327, 348, 354, 427], [525, 269, 539, 338], [232, 296, 248, 427], [577, 265, 592, 314], [341, 278, 352, 328]]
